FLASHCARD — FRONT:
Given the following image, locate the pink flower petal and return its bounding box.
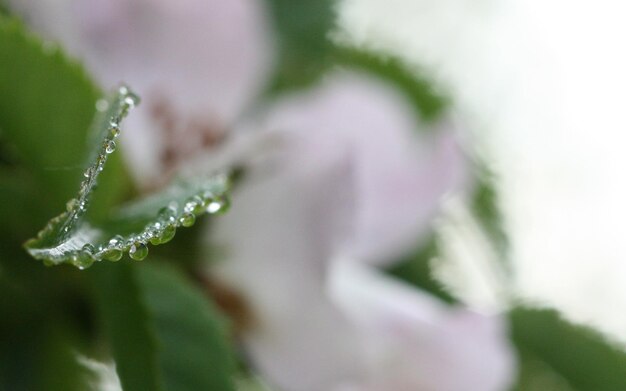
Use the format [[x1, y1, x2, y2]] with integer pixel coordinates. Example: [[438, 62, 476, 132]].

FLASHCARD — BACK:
[[328, 259, 516, 391], [220, 71, 468, 266], [207, 71, 485, 390]]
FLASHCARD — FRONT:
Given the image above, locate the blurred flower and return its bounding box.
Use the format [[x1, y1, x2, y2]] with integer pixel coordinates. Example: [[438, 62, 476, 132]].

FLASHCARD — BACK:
[[208, 72, 515, 391]]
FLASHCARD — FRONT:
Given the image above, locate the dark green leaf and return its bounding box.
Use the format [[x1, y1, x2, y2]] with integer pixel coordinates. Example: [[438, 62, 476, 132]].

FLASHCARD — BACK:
[[387, 237, 457, 304], [91, 263, 236, 391], [266, 0, 335, 89], [471, 164, 509, 261], [0, 275, 91, 391], [509, 306, 626, 391], [0, 16, 99, 206], [91, 263, 162, 391], [333, 47, 448, 121]]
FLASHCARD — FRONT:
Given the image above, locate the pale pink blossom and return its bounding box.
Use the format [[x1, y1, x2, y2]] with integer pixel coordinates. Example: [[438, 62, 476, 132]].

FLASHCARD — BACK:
[[208, 71, 515, 391]]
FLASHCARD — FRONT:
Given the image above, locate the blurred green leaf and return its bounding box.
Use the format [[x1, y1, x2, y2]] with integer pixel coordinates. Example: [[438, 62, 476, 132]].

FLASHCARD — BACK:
[[333, 47, 448, 122], [0, 268, 92, 391], [0, 16, 98, 206], [513, 349, 575, 391], [0, 168, 46, 240], [509, 306, 626, 391], [91, 263, 161, 391], [0, 324, 91, 391], [387, 237, 457, 304], [266, 0, 335, 89], [24, 87, 230, 268], [235, 375, 275, 391], [92, 263, 236, 391], [471, 164, 509, 261]]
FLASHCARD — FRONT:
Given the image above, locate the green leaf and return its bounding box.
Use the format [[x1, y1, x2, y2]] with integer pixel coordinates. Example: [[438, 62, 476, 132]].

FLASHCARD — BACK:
[[333, 47, 448, 122], [0, 168, 47, 241], [509, 306, 626, 391], [266, 0, 335, 89], [90, 263, 162, 391], [0, 273, 92, 391], [91, 263, 236, 391], [471, 164, 509, 261], [387, 237, 457, 304], [24, 87, 231, 269], [235, 375, 276, 391], [0, 16, 99, 206]]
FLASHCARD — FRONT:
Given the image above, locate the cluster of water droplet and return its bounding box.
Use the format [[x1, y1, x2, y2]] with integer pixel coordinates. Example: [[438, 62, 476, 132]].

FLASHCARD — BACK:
[[58, 85, 139, 240], [62, 189, 230, 269], [29, 85, 231, 270]]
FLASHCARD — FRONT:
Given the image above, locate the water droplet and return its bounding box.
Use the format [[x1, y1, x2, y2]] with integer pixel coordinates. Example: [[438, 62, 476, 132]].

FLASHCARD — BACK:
[[110, 119, 119, 128], [184, 195, 205, 214], [206, 195, 230, 214], [158, 204, 178, 223], [96, 99, 109, 112], [74, 251, 94, 270], [110, 126, 120, 138], [105, 140, 116, 154], [109, 235, 123, 247], [66, 198, 78, 212], [184, 201, 197, 213], [179, 213, 195, 227], [123, 93, 140, 108], [103, 248, 122, 261], [119, 85, 129, 95], [158, 224, 176, 244], [82, 243, 95, 255], [129, 242, 148, 261]]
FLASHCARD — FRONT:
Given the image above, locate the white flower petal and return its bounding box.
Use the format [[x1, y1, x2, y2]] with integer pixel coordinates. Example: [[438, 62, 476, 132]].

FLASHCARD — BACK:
[[207, 71, 483, 390], [328, 258, 516, 391]]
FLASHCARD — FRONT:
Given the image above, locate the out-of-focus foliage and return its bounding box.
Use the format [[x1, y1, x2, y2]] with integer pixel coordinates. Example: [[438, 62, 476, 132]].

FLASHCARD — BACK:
[[266, 0, 335, 89], [388, 237, 457, 304], [471, 165, 509, 260], [92, 263, 236, 391], [333, 47, 448, 121], [510, 306, 626, 391]]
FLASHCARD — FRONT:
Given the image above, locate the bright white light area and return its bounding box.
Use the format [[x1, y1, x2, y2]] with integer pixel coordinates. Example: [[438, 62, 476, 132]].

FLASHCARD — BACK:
[[340, 0, 626, 340]]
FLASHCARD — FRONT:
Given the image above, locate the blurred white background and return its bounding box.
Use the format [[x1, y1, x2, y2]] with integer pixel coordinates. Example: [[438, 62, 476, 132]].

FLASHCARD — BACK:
[[339, 0, 626, 342]]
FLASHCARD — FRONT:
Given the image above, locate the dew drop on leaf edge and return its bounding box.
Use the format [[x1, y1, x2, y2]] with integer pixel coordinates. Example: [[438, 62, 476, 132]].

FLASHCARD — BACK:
[[180, 213, 195, 227], [129, 242, 148, 261], [159, 224, 176, 244], [66, 198, 78, 212], [105, 140, 116, 154], [103, 248, 122, 262]]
